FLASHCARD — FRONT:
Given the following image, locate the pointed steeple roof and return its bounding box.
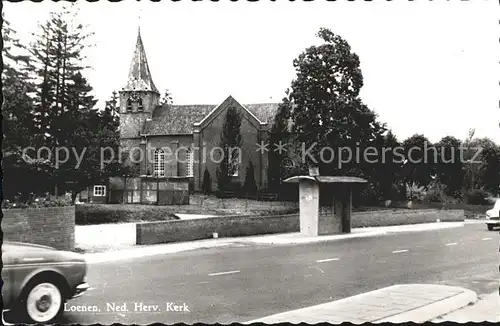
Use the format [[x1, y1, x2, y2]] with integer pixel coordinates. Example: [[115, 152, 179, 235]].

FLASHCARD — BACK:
[[122, 28, 159, 93]]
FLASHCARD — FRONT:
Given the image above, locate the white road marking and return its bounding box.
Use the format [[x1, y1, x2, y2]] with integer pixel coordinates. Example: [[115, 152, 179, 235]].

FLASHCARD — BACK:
[[208, 270, 240, 276], [446, 243, 458, 246], [392, 249, 409, 253], [173, 282, 187, 286], [118, 313, 125, 317], [482, 237, 492, 241], [316, 258, 339, 263], [197, 281, 209, 284], [304, 274, 313, 277]]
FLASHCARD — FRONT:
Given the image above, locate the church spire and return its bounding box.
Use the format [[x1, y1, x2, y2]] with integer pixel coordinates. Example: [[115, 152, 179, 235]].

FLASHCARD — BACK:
[[122, 28, 159, 93]]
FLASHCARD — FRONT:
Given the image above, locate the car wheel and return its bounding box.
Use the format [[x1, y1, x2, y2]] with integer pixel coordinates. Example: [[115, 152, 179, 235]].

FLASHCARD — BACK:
[[487, 224, 494, 231], [23, 281, 64, 323]]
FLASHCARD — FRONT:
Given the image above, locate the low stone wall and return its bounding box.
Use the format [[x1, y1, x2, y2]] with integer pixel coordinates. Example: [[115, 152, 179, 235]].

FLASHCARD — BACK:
[[136, 208, 465, 245], [137, 214, 299, 245], [351, 209, 465, 228], [2, 206, 75, 251]]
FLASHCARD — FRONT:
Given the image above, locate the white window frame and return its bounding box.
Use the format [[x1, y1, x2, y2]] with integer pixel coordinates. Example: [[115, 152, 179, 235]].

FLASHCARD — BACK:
[[186, 148, 194, 177], [154, 149, 166, 177], [93, 185, 106, 197]]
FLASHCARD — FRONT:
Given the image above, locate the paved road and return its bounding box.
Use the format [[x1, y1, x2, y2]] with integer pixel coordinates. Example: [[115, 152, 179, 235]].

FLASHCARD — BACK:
[[19, 223, 500, 324]]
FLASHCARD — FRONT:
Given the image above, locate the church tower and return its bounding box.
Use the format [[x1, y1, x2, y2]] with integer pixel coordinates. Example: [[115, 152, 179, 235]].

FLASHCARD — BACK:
[[119, 28, 160, 141]]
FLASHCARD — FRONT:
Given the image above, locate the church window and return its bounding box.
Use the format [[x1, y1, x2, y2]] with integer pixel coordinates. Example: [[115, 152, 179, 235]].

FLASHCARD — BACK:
[[186, 148, 194, 177], [126, 99, 132, 112], [138, 98, 144, 111], [154, 149, 166, 177]]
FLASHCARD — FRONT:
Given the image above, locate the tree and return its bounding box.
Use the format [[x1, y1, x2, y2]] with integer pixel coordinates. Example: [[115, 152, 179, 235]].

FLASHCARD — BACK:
[[243, 161, 257, 197], [371, 130, 404, 201], [1, 18, 53, 200], [287, 28, 386, 175], [202, 168, 212, 195], [29, 5, 94, 150], [160, 89, 173, 105], [475, 142, 500, 195], [401, 134, 435, 190], [435, 136, 464, 198], [268, 97, 292, 191], [216, 107, 242, 194]]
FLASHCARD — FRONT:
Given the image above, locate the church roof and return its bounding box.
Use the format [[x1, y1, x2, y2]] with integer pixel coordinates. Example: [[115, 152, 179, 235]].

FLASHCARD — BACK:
[[143, 103, 279, 135], [122, 28, 159, 93]]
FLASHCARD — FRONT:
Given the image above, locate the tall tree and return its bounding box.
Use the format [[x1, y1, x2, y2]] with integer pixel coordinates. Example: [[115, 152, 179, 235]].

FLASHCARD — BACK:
[[287, 28, 386, 175], [2, 18, 52, 200], [216, 107, 242, 193], [29, 5, 94, 150], [268, 96, 292, 191]]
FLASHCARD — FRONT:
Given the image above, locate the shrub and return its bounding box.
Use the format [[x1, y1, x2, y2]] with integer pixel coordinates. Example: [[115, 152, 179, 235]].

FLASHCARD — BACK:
[[422, 181, 447, 203], [75, 204, 178, 225], [465, 189, 489, 205], [202, 169, 212, 195], [405, 182, 426, 202], [1, 197, 72, 209], [242, 161, 257, 197]]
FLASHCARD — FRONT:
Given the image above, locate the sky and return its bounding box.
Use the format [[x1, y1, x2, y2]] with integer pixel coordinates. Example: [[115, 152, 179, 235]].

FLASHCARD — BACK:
[[4, 1, 499, 144]]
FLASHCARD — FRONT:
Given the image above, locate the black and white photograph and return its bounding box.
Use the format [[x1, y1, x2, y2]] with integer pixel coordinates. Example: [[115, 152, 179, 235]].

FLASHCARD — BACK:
[[1, 0, 499, 324]]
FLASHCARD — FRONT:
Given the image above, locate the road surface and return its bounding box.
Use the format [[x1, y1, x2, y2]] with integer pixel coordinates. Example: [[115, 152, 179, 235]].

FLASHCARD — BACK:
[[7, 223, 498, 324]]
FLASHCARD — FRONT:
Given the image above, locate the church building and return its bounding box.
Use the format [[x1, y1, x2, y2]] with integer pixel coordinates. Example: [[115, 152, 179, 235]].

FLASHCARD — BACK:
[[118, 29, 280, 193]]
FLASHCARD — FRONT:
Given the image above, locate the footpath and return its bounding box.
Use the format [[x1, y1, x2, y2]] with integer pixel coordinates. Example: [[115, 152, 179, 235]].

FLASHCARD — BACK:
[[80, 220, 470, 263], [246, 284, 479, 323]]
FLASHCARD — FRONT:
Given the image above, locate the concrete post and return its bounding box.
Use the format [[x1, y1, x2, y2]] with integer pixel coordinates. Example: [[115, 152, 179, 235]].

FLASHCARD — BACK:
[[299, 179, 319, 236]]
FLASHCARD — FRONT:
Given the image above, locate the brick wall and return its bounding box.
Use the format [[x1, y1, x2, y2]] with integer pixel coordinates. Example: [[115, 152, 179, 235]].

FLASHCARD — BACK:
[[2, 206, 75, 251], [351, 209, 465, 228], [136, 214, 299, 245], [136, 209, 465, 245]]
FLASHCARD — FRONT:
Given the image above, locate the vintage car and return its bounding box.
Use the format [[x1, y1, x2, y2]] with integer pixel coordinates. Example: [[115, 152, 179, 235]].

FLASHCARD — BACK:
[[2, 241, 90, 323], [485, 198, 500, 231]]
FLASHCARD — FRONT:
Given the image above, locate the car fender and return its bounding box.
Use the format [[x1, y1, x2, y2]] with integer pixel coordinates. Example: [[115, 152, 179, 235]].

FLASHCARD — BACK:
[[10, 264, 73, 302]]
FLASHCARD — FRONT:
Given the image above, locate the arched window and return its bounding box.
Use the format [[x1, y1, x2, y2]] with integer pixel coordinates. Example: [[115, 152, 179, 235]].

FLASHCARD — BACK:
[[154, 149, 165, 177], [126, 99, 132, 112], [137, 98, 144, 111], [186, 148, 194, 177]]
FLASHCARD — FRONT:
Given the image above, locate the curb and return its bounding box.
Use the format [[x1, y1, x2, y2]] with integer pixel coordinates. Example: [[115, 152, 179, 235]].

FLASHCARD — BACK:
[[375, 288, 477, 323]]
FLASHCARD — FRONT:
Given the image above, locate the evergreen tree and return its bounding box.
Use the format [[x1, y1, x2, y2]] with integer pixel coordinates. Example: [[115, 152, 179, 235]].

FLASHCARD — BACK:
[[243, 161, 257, 196], [202, 168, 212, 195], [1, 18, 51, 200], [216, 107, 242, 194], [268, 97, 292, 191]]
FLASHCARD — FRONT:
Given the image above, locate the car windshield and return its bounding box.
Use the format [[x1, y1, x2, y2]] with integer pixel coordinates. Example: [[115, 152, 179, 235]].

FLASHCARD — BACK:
[[493, 199, 500, 210]]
